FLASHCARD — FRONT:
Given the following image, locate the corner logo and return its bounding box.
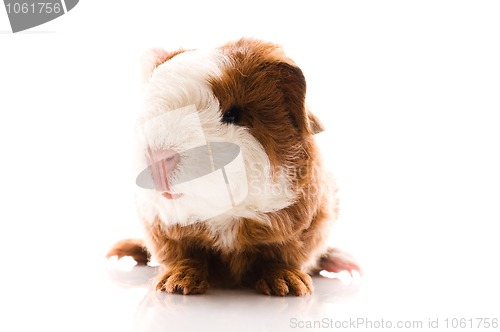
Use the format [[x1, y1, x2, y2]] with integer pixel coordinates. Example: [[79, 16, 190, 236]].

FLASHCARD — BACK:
[[135, 105, 249, 221], [3, 0, 78, 33]]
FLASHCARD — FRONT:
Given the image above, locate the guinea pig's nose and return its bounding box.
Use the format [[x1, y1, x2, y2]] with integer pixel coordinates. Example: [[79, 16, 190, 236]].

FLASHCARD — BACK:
[[146, 148, 180, 192]]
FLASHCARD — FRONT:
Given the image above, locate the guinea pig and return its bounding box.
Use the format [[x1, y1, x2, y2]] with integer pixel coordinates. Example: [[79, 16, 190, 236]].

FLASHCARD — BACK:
[[107, 38, 359, 296]]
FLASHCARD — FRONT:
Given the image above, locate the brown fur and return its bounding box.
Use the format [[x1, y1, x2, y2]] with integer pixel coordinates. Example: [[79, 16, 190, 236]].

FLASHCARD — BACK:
[[107, 38, 357, 296]]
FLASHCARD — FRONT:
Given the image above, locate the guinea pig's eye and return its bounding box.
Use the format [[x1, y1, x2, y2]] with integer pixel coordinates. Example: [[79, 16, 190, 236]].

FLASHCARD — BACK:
[[222, 106, 243, 124]]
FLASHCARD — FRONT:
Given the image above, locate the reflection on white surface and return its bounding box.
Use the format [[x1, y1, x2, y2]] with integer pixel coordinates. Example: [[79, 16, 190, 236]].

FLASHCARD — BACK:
[[103, 257, 500, 332], [320, 270, 362, 286], [106, 265, 360, 332]]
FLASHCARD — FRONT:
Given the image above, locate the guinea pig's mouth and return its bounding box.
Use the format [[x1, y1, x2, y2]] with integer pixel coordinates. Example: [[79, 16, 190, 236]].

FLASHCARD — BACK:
[[137, 141, 248, 219], [162, 191, 183, 200]]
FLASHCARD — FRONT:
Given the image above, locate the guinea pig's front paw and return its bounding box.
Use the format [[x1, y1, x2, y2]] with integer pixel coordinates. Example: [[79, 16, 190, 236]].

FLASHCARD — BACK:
[[256, 266, 313, 296], [155, 266, 209, 295]]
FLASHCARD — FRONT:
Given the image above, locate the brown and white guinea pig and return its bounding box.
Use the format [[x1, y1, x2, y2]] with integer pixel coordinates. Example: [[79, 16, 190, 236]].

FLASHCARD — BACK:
[[107, 38, 359, 296]]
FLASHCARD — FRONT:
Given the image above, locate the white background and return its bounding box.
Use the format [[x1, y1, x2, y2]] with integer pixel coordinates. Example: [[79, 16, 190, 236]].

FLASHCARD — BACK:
[[1, 1, 499, 331]]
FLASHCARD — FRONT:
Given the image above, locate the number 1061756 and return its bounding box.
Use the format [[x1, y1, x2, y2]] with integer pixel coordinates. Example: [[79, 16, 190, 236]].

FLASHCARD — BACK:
[[5, 2, 62, 14]]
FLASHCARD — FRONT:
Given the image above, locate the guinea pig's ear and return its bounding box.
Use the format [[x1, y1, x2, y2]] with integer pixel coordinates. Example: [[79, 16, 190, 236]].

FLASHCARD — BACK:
[[141, 48, 184, 84], [275, 62, 320, 135], [308, 112, 325, 134]]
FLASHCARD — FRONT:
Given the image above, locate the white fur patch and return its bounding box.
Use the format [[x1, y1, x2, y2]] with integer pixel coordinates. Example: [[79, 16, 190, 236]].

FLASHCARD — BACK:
[[135, 48, 295, 249]]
